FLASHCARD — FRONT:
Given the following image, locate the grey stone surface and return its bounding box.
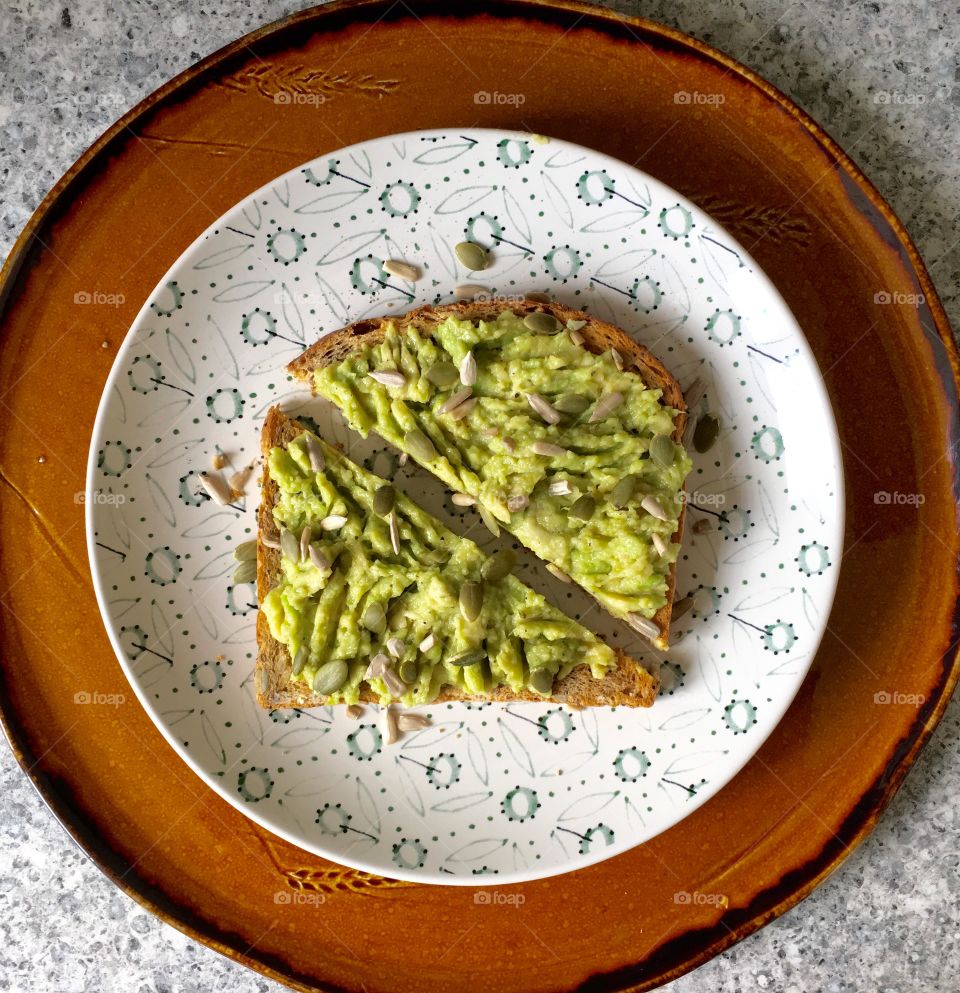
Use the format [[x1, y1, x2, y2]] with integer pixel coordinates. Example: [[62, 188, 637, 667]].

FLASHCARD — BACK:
[[0, 1, 957, 991]]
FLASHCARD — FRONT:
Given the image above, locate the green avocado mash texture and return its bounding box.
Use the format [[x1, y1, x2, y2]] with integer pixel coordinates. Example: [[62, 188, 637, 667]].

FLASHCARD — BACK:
[[262, 430, 617, 705], [314, 311, 692, 629]]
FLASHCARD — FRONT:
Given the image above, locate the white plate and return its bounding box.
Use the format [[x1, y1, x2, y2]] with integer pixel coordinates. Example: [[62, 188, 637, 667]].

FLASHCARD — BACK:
[[86, 128, 843, 884]]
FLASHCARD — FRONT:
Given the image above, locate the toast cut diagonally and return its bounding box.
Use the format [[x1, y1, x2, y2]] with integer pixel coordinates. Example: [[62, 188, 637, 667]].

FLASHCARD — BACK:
[[256, 407, 659, 709], [287, 299, 691, 650]]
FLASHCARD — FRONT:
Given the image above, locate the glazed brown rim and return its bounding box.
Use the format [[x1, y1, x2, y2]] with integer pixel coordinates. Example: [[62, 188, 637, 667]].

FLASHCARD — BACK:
[[0, 1, 957, 990]]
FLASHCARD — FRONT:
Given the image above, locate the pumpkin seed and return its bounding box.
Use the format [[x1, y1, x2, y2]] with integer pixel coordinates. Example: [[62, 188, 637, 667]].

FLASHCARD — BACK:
[[383, 259, 421, 281], [650, 434, 676, 467], [692, 589, 715, 614], [672, 595, 694, 620], [525, 392, 562, 425], [438, 386, 473, 415], [280, 528, 299, 560], [459, 349, 477, 386], [448, 648, 485, 667], [309, 545, 331, 572], [548, 479, 572, 497], [481, 548, 516, 582], [454, 283, 489, 299], [199, 472, 232, 506], [532, 440, 568, 457], [361, 602, 386, 634], [398, 659, 418, 684], [547, 563, 571, 583], [693, 414, 720, 453], [566, 319, 587, 332], [452, 491, 476, 507], [292, 645, 308, 676], [405, 428, 437, 462], [381, 705, 399, 744], [426, 361, 460, 388], [626, 613, 660, 640], [478, 503, 500, 537], [299, 524, 313, 561], [553, 393, 590, 416], [389, 511, 401, 555], [303, 433, 325, 471], [503, 436, 516, 453], [692, 518, 713, 535], [233, 539, 257, 562], [611, 475, 638, 508], [419, 633, 436, 653], [386, 637, 405, 659], [397, 712, 430, 731], [320, 514, 349, 531], [529, 667, 555, 694], [373, 484, 395, 516], [526, 291, 551, 303], [641, 495, 669, 521], [507, 493, 529, 513], [455, 241, 489, 271], [313, 659, 348, 695], [369, 369, 407, 388], [523, 311, 561, 335], [589, 390, 624, 422], [232, 560, 256, 584], [345, 704, 364, 719], [652, 532, 668, 557], [459, 580, 484, 622], [569, 495, 595, 520]]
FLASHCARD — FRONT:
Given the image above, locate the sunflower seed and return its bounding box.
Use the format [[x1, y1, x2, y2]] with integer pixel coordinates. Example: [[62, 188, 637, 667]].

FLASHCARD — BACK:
[[523, 311, 561, 335], [693, 414, 720, 453], [455, 241, 489, 271], [481, 548, 516, 582], [503, 436, 516, 452], [611, 475, 638, 508], [449, 397, 477, 421], [228, 463, 255, 493], [373, 484, 395, 516], [419, 633, 436, 653], [303, 433, 325, 471], [478, 503, 500, 537], [652, 532, 669, 557], [684, 376, 706, 414], [261, 535, 281, 550], [345, 704, 364, 719], [369, 369, 407, 388], [313, 659, 349, 695], [626, 613, 660, 640], [529, 667, 555, 694], [211, 452, 226, 470], [448, 648, 485, 667], [641, 495, 669, 521], [397, 712, 431, 731], [280, 528, 299, 560], [507, 493, 529, 513], [388, 511, 401, 555], [532, 440, 568, 457], [365, 652, 389, 679], [309, 545, 331, 571], [199, 472, 232, 506], [459, 349, 477, 386], [566, 319, 587, 332], [384, 259, 421, 282], [452, 491, 476, 507], [299, 524, 313, 561], [672, 595, 694, 620], [255, 668, 268, 696], [232, 560, 256, 584], [692, 518, 713, 535], [426, 361, 460, 388], [320, 514, 348, 531], [381, 704, 399, 744], [398, 659, 418, 684], [569, 329, 585, 346], [569, 495, 595, 520], [548, 479, 572, 497], [405, 428, 437, 462], [386, 637, 405, 659], [546, 563, 572, 583], [589, 391, 624, 422], [650, 434, 676, 467], [459, 580, 484, 622], [292, 645, 308, 676], [553, 393, 590, 416], [454, 283, 489, 299], [234, 539, 257, 562], [362, 603, 386, 635], [398, 451, 409, 467], [610, 348, 624, 371], [438, 386, 473, 415], [383, 666, 406, 697], [526, 392, 562, 425]]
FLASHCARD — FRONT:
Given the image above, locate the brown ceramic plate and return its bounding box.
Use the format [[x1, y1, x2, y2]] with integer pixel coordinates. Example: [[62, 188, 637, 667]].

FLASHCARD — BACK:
[[0, 1, 956, 990]]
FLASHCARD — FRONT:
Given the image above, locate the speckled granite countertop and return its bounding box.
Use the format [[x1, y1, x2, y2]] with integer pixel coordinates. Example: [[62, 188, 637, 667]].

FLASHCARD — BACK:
[[1, 1, 958, 991]]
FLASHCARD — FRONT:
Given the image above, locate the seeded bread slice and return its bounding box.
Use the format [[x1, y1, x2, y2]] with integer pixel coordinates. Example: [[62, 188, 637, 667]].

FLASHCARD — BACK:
[[287, 299, 688, 650], [255, 406, 659, 708]]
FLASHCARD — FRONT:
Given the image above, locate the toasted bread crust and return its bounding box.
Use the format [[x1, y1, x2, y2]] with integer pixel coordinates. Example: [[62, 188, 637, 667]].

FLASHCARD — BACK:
[[255, 407, 659, 709], [287, 298, 687, 649]]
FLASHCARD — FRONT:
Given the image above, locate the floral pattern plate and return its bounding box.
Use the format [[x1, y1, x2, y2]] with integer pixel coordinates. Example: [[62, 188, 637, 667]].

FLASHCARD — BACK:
[[85, 129, 843, 884]]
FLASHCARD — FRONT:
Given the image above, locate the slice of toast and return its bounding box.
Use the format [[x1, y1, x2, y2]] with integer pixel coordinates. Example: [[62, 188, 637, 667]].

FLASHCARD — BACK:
[[287, 299, 689, 650], [256, 407, 659, 708]]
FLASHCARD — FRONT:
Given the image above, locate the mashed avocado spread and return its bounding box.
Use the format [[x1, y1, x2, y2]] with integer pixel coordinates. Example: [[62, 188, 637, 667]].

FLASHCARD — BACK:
[[261, 429, 617, 705], [314, 311, 692, 634]]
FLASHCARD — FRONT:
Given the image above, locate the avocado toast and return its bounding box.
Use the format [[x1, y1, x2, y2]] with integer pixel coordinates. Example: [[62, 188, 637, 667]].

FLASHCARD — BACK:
[[256, 407, 659, 708], [287, 300, 692, 650]]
